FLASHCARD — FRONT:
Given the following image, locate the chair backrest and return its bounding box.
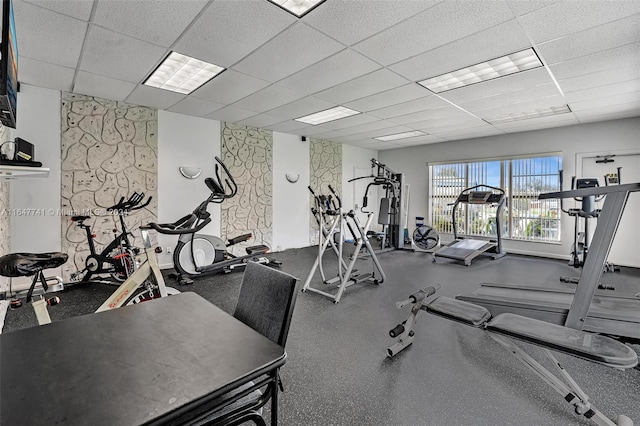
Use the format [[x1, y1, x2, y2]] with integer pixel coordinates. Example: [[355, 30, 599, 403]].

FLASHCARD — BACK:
[[233, 262, 300, 348]]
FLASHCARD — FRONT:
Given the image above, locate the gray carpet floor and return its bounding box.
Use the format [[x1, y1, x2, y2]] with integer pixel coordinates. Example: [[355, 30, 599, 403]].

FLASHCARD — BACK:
[[3, 247, 640, 426]]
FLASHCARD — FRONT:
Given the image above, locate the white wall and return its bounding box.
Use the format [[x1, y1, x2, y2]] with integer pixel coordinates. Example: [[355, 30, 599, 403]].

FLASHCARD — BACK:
[[379, 117, 640, 260], [157, 110, 221, 268], [11, 85, 61, 254], [272, 132, 309, 251]]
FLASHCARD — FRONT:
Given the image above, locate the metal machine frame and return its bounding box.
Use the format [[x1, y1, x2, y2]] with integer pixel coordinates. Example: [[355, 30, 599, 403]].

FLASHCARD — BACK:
[[457, 182, 640, 340]]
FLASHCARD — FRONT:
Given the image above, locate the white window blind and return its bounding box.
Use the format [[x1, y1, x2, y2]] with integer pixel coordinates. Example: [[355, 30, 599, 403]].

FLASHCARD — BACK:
[[430, 154, 562, 243]]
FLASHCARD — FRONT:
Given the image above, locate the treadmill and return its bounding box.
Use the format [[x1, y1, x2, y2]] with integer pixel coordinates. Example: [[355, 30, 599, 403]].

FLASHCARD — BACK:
[[433, 185, 506, 266], [457, 182, 640, 341]]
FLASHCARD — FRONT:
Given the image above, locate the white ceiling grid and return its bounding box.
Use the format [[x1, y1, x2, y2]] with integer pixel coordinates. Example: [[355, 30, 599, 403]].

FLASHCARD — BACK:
[[11, 0, 640, 150]]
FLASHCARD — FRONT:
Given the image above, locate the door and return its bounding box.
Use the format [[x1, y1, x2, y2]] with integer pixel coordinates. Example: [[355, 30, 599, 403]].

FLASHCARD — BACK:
[[581, 153, 640, 268]]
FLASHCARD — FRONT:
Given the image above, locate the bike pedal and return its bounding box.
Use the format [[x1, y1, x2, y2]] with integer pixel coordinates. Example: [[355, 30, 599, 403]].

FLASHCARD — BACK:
[[179, 278, 194, 286]]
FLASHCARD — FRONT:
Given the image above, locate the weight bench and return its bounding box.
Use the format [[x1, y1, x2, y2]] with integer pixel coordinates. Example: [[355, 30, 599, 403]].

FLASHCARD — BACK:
[[387, 287, 637, 426]]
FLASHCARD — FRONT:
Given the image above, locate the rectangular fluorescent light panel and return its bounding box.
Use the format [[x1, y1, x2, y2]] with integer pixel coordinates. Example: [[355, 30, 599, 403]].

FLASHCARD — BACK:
[[144, 52, 224, 94], [268, 0, 326, 17], [295, 106, 360, 125], [486, 105, 572, 124], [418, 48, 543, 93], [375, 131, 426, 141]]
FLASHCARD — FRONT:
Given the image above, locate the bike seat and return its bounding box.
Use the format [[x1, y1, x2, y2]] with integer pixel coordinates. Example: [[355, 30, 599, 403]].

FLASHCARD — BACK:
[[71, 215, 91, 222], [0, 252, 69, 277]]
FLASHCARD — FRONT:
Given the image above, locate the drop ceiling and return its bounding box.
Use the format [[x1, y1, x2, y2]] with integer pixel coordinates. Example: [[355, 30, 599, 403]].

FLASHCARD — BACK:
[[13, 0, 640, 150]]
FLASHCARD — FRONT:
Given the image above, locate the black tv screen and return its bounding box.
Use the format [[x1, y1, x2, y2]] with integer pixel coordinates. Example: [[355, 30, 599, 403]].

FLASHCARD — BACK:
[[0, 0, 17, 128]]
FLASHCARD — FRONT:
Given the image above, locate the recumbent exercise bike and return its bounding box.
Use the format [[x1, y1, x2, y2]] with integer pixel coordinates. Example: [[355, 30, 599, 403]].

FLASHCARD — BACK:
[[146, 156, 280, 285]]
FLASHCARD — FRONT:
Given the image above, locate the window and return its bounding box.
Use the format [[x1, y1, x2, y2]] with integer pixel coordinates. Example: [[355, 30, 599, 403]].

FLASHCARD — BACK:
[[430, 154, 562, 243]]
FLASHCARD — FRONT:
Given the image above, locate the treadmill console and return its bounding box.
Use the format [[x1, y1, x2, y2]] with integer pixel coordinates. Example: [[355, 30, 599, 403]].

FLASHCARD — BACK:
[[467, 191, 492, 203]]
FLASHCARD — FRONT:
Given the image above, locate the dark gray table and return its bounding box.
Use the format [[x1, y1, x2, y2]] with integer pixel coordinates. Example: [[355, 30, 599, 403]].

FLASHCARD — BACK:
[[0, 292, 286, 425]]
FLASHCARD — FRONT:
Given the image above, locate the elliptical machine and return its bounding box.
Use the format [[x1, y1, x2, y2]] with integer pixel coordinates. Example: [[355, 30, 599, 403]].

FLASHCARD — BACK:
[[147, 157, 280, 285]]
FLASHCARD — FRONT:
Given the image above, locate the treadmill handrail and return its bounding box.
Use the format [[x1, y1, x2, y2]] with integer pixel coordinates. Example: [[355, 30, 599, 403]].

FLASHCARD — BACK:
[[539, 182, 640, 200]]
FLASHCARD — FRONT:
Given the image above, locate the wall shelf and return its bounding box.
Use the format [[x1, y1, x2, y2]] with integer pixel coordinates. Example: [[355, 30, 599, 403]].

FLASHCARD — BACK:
[[0, 165, 50, 180]]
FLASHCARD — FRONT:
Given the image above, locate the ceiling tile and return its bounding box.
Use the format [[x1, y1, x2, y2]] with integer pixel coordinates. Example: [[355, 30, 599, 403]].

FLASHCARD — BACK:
[[390, 19, 531, 82], [125, 85, 185, 110], [268, 120, 317, 134], [174, 0, 296, 67], [315, 114, 379, 131], [312, 119, 403, 139], [368, 95, 451, 119], [575, 105, 640, 123], [458, 83, 562, 113], [287, 125, 333, 137], [80, 26, 167, 83], [233, 23, 345, 82], [302, 0, 438, 46], [314, 69, 409, 105], [192, 70, 270, 104], [474, 94, 567, 119], [434, 127, 505, 140], [73, 71, 137, 101], [569, 92, 640, 112], [535, 14, 640, 66], [205, 106, 258, 124], [167, 97, 224, 117], [93, 0, 208, 47], [353, 1, 514, 66], [344, 84, 428, 112], [438, 68, 555, 104], [565, 80, 640, 104], [386, 104, 470, 125], [492, 114, 579, 131], [237, 114, 283, 129], [18, 57, 75, 92], [408, 114, 487, 132], [339, 125, 414, 142], [548, 42, 640, 81], [14, 1, 87, 68], [277, 49, 381, 94], [506, 0, 557, 17], [393, 135, 448, 146], [24, 0, 94, 21], [518, 1, 640, 43], [231, 85, 307, 113], [556, 66, 640, 93], [263, 97, 335, 121]]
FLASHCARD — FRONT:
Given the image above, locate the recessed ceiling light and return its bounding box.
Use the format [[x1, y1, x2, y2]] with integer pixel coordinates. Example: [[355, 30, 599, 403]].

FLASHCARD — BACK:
[[295, 106, 361, 125], [267, 0, 326, 17], [486, 105, 572, 124], [418, 48, 543, 94], [374, 131, 426, 141], [144, 52, 225, 95]]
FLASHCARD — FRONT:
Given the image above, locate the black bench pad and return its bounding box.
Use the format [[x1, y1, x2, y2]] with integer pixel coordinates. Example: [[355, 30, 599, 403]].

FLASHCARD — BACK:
[[488, 313, 638, 369], [426, 296, 491, 327], [0, 252, 68, 277]]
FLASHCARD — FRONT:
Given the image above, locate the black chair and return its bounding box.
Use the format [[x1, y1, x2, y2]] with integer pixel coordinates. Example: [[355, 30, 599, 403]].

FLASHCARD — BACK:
[[194, 261, 299, 426]]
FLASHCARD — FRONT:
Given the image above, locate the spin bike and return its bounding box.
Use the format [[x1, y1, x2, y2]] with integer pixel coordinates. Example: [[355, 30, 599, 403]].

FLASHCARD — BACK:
[[1, 225, 183, 326], [147, 156, 280, 286], [70, 192, 151, 283]]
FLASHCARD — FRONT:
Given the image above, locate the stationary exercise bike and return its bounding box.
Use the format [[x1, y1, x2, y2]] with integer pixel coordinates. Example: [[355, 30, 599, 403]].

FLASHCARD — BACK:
[[70, 192, 152, 283], [147, 156, 280, 286]]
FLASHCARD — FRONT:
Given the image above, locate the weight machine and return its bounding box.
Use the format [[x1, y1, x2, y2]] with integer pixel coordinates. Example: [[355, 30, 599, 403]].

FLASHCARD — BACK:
[[349, 158, 408, 251]]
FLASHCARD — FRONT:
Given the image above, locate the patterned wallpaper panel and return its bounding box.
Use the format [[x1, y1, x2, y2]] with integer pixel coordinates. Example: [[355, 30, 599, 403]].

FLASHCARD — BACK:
[[221, 123, 272, 255], [309, 138, 342, 244], [60, 93, 158, 280]]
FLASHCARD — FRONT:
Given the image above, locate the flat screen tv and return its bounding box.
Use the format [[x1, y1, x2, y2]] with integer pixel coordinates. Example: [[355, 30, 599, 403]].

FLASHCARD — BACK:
[[0, 0, 17, 128]]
